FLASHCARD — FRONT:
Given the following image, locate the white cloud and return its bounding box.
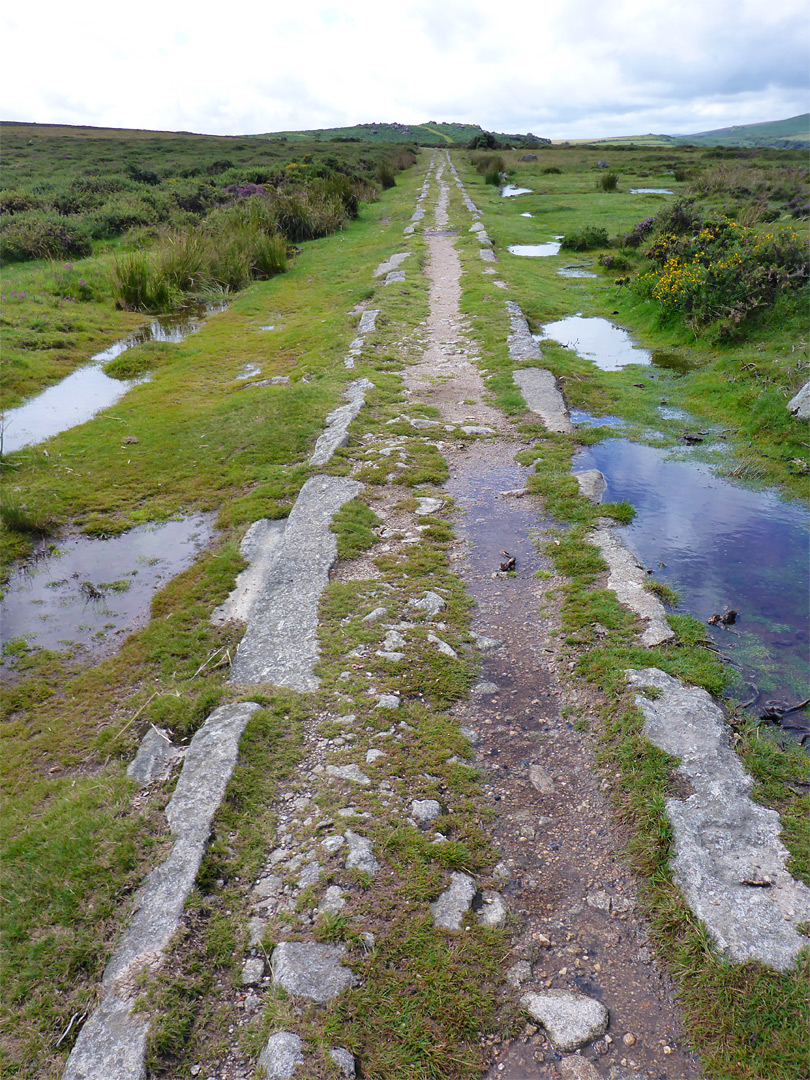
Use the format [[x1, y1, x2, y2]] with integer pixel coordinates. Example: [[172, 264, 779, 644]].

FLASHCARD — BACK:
[[1, 0, 806, 137]]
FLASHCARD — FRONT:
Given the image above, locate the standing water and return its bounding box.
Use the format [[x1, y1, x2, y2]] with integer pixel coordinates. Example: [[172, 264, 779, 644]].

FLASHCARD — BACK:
[[2, 305, 225, 453], [573, 439, 810, 727]]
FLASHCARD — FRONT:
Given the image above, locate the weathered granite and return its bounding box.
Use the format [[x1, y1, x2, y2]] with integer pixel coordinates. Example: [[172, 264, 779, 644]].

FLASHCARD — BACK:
[[271, 942, 357, 1003], [787, 379, 810, 418], [628, 667, 810, 970], [229, 476, 362, 689], [258, 1032, 304, 1079], [587, 525, 674, 646], [513, 368, 574, 434], [310, 378, 373, 466], [211, 518, 287, 625], [430, 872, 477, 930], [521, 989, 609, 1052], [127, 726, 182, 787], [574, 469, 606, 503], [373, 252, 411, 278]]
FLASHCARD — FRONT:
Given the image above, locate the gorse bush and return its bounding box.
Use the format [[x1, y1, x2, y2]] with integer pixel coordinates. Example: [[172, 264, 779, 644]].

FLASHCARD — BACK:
[[634, 218, 810, 332]]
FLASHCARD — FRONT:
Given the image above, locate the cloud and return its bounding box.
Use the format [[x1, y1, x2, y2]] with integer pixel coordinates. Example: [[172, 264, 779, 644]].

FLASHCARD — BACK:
[[1, 0, 807, 137]]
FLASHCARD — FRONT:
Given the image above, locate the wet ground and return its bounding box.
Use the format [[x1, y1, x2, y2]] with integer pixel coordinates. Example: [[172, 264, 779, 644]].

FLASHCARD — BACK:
[[509, 242, 563, 258], [3, 305, 224, 453], [537, 316, 651, 371], [0, 514, 214, 666]]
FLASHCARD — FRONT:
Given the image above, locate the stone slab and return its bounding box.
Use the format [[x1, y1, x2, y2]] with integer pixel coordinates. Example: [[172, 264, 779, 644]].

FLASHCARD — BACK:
[[127, 726, 182, 787], [628, 667, 810, 970], [430, 871, 476, 930], [506, 300, 543, 363], [374, 252, 411, 277], [513, 368, 574, 435], [587, 526, 674, 646], [211, 518, 287, 625], [310, 378, 373, 466], [229, 476, 362, 689], [787, 378, 810, 418], [64, 703, 259, 1079], [574, 469, 606, 504], [258, 1032, 304, 1079]]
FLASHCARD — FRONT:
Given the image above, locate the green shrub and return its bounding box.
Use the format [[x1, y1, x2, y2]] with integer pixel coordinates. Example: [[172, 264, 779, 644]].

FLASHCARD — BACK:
[[83, 194, 161, 239], [375, 161, 396, 189], [597, 172, 619, 192], [110, 251, 182, 312], [0, 211, 92, 262], [560, 226, 610, 251]]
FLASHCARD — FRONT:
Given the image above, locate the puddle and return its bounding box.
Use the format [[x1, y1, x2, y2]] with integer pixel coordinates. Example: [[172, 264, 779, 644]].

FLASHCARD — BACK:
[[520, 212, 533, 217], [572, 440, 809, 716], [508, 242, 561, 257], [651, 350, 698, 375], [259, 324, 276, 331], [570, 408, 628, 428], [2, 305, 225, 453], [0, 515, 214, 665], [501, 185, 533, 197], [236, 364, 263, 380], [658, 405, 692, 422], [630, 188, 673, 194], [537, 316, 651, 370], [558, 266, 597, 278]]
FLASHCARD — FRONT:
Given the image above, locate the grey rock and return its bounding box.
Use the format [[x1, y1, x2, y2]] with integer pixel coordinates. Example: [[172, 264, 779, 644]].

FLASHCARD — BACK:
[[559, 1058, 601, 1080], [513, 367, 574, 435], [587, 526, 674, 646], [345, 830, 380, 875], [366, 748, 384, 764], [241, 956, 265, 985], [357, 309, 380, 334], [310, 378, 373, 467], [472, 680, 499, 695], [430, 872, 477, 930], [248, 917, 267, 947], [376, 694, 400, 709], [211, 518, 287, 625], [410, 590, 445, 616], [326, 764, 371, 786], [470, 222, 486, 232], [411, 799, 442, 825], [362, 606, 388, 623], [374, 252, 411, 278], [460, 424, 494, 435], [476, 889, 508, 928], [386, 270, 407, 284], [64, 701, 260, 1077], [506, 960, 532, 987], [528, 764, 556, 794], [428, 632, 457, 658], [229, 477, 362, 689], [255, 874, 283, 898], [329, 1048, 356, 1077], [479, 248, 496, 262], [520, 153, 538, 161], [321, 835, 345, 855], [383, 630, 406, 650], [471, 631, 502, 651], [271, 942, 357, 1003], [298, 861, 321, 887], [586, 890, 633, 914], [628, 667, 810, 970], [376, 650, 404, 662], [62, 995, 148, 1080], [787, 379, 810, 418], [414, 497, 444, 516], [258, 1032, 304, 1079], [520, 989, 609, 1052], [574, 469, 606, 504], [318, 886, 346, 914], [506, 300, 543, 363], [127, 726, 182, 787]]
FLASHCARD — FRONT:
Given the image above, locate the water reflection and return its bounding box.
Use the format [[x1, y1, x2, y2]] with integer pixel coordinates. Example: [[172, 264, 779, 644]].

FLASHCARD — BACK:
[[501, 185, 533, 197], [537, 315, 651, 370], [508, 242, 561, 257], [2, 304, 225, 453], [572, 440, 809, 706]]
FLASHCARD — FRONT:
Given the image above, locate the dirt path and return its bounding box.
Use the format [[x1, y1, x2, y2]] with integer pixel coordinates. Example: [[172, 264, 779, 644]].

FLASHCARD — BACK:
[[401, 153, 701, 1079]]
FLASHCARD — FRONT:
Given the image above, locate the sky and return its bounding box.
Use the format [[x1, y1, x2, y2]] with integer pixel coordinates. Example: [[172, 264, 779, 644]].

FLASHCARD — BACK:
[[1, 0, 807, 139]]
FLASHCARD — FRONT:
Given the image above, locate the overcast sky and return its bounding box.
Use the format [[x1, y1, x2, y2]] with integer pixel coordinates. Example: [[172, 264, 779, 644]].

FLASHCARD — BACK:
[[2, 0, 807, 139]]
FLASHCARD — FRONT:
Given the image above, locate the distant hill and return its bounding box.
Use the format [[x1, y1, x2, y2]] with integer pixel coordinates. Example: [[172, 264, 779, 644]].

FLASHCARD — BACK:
[[252, 122, 548, 148], [670, 114, 809, 149]]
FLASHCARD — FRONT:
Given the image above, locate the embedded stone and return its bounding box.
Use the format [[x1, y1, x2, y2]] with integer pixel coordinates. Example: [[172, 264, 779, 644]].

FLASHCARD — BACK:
[[476, 889, 508, 928], [329, 1048, 356, 1077], [529, 764, 556, 794], [411, 799, 442, 826], [325, 764, 371, 786], [521, 989, 609, 1052], [345, 830, 380, 875], [241, 956, 265, 985], [271, 942, 357, 1003], [430, 872, 476, 930], [258, 1031, 304, 1079], [127, 726, 182, 787], [414, 497, 444, 516], [410, 590, 446, 616], [318, 886, 346, 915]]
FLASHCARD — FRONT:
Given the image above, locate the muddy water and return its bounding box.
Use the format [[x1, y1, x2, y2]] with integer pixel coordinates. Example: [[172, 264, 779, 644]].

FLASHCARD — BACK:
[[573, 439, 810, 717], [2, 306, 224, 453], [0, 514, 214, 664], [538, 316, 651, 370]]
